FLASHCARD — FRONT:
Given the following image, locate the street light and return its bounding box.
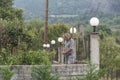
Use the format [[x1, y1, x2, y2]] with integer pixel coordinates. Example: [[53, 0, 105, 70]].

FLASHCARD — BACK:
[[70, 27, 77, 38], [50, 40, 56, 63], [58, 37, 63, 63], [51, 40, 56, 51], [70, 27, 77, 33], [46, 43, 50, 48], [58, 37, 63, 43], [51, 40, 56, 45], [90, 17, 99, 32], [43, 44, 47, 48], [43, 43, 50, 48]]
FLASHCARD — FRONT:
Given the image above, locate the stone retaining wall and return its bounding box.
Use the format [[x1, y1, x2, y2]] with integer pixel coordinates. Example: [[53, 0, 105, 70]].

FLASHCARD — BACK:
[[0, 64, 87, 80]]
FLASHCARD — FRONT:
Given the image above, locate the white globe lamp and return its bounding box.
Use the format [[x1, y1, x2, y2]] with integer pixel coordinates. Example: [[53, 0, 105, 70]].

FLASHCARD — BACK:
[[51, 40, 56, 44], [90, 17, 99, 32], [46, 43, 50, 48], [43, 44, 47, 48], [70, 27, 77, 33], [58, 37, 63, 42]]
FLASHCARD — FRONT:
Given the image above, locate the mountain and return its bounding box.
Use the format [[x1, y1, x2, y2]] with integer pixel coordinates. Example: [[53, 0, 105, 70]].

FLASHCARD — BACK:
[[14, 0, 120, 20]]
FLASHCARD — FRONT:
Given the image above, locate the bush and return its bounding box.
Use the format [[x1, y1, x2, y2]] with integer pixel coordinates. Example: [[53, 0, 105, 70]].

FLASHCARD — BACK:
[[31, 65, 60, 80], [71, 61, 106, 80], [0, 49, 52, 65], [0, 66, 15, 80], [19, 50, 51, 65], [0, 48, 18, 65]]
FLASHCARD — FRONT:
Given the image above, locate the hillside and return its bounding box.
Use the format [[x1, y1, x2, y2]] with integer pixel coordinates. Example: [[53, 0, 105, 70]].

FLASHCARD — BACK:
[[14, 0, 120, 20]]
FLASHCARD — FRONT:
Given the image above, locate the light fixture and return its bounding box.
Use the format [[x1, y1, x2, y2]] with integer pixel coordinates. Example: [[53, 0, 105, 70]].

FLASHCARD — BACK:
[[90, 17, 99, 32], [58, 37, 63, 42], [51, 40, 56, 44], [46, 43, 50, 48], [70, 27, 77, 33], [43, 44, 47, 48]]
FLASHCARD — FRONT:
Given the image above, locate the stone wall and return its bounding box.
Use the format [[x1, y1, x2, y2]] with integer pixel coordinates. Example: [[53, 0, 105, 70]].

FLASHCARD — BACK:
[[0, 64, 87, 80]]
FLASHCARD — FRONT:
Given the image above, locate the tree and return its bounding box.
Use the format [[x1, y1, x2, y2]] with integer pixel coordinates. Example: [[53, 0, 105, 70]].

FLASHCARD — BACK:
[[97, 25, 112, 39], [0, 0, 23, 21], [26, 18, 44, 31], [38, 23, 69, 49], [0, 19, 32, 54], [0, 0, 13, 8], [23, 19, 44, 50], [23, 23, 69, 50]]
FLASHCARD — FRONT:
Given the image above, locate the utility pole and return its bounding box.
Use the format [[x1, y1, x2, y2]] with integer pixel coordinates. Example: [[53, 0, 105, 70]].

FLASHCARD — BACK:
[[44, 0, 48, 43]]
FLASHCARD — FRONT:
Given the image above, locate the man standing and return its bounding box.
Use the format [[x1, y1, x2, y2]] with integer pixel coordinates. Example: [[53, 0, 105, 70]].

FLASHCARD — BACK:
[[62, 33, 76, 64]]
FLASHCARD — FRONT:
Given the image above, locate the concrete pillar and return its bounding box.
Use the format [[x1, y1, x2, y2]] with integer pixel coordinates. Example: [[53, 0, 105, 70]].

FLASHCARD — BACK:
[[58, 46, 64, 64], [90, 33, 100, 70]]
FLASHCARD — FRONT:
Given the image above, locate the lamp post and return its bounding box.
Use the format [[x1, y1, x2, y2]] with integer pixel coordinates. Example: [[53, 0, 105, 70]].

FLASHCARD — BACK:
[[58, 37, 63, 63], [90, 17, 100, 70], [51, 40, 56, 63], [51, 40, 56, 50], [90, 17, 99, 32]]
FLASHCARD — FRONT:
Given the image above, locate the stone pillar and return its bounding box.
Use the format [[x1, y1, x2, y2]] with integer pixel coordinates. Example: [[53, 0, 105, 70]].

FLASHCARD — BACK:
[[58, 46, 64, 64], [90, 33, 100, 70]]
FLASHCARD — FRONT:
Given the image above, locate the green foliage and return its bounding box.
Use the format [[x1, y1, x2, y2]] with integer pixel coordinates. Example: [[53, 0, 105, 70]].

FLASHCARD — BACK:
[[115, 54, 120, 68], [113, 30, 120, 45], [0, 0, 23, 21], [0, 0, 13, 8], [99, 36, 120, 80], [0, 48, 10, 65], [39, 23, 69, 49], [48, 50, 56, 60], [97, 25, 112, 34], [85, 24, 112, 39], [22, 19, 44, 50], [31, 65, 60, 80], [6, 20, 22, 47], [0, 48, 52, 65], [19, 50, 51, 65], [82, 63, 104, 80], [26, 18, 44, 30], [85, 25, 92, 36], [0, 19, 33, 53], [69, 61, 106, 80], [0, 19, 9, 49], [0, 8, 23, 21], [0, 66, 15, 80], [24, 22, 69, 50], [80, 62, 105, 80], [100, 37, 120, 72], [97, 24, 112, 39], [0, 48, 18, 65]]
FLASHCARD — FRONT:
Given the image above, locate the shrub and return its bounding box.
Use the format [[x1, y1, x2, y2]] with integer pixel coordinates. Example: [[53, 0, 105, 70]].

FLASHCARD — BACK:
[[31, 65, 60, 80], [19, 50, 51, 65], [0, 66, 15, 80]]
